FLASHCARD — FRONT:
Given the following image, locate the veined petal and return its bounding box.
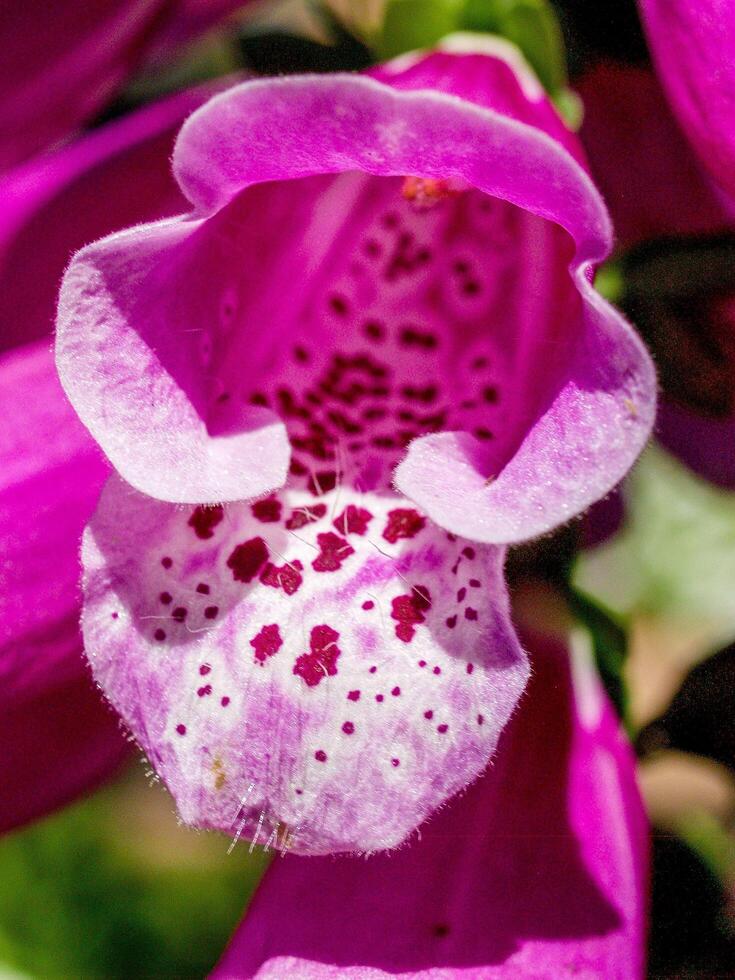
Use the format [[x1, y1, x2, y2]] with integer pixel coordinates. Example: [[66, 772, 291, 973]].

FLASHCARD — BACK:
[[82, 473, 527, 854], [0, 341, 128, 833], [212, 630, 648, 978], [57, 51, 655, 535]]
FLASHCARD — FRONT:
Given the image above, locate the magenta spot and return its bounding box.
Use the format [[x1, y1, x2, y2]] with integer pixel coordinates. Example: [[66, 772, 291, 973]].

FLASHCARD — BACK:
[[424, 710, 434, 720], [197, 685, 212, 697], [204, 605, 219, 620], [334, 504, 373, 536], [307, 470, 338, 497], [457, 587, 466, 602], [251, 496, 282, 523], [111, 611, 119, 620], [465, 607, 478, 621], [391, 585, 432, 643], [188, 504, 224, 539], [446, 615, 457, 629], [312, 532, 354, 572], [477, 714, 484, 726], [315, 749, 328, 763], [418, 660, 427, 668], [154, 628, 166, 642], [159, 591, 172, 605], [466, 663, 474, 675], [469, 578, 481, 588], [391, 686, 401, 697], [383, 508, 426, 544], [293, 624, 341, 687], [221, 697, 231, 707], [342, 721, 355, 735], [362, 600, 375, 611], [369, 666, 377, 674], [347, 690, 361, 701], [391, 758, 400, 768], [286, 503, 327, 530], [376, 694, 384, 702], [433, 666, 441, 676], [437, 723, 449, 734], [462, 547, 476, 560], [196, 582, 210, 595], [176, 724, 187, 735], [433, 924, 450, 938], [199, 664, 211, 676], [261, 559, 303, 595], [329, 294, 348, 316], [172, 606, 187, 622], [251, 623, 283, 665], [161, 557, 172, 569], [227, 536, 269, 583]]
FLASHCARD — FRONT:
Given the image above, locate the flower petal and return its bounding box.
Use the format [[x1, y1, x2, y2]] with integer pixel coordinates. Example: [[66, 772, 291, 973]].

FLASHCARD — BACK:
[[640, 0, 735, 205], [0, 341, 128, 832], [0, 85, 216, 354], [57, 53, 655, 529], [0, 0, 248, 170], [212, 629, 648, 978], [81, 473, 528, 854]]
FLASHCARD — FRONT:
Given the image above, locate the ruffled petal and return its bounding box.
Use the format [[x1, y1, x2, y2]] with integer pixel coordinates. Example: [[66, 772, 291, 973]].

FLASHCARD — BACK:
[[640, 0, 735, 205], [0, 341, 129, 833], [212, 630, 648, 978], [0, 85, 216, 354], [81, 472, 527, 854], [57, 51, 655, 533]]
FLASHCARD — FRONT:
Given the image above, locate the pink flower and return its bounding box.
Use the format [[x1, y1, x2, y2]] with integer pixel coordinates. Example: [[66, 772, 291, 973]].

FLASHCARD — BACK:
[[0, 86, 218, 830], [639, 0, 735, 206], [55, 47, 655, 853], [579, 61, 735, 488], [0, 0, 248, 172], [213, 629, 648, 978]]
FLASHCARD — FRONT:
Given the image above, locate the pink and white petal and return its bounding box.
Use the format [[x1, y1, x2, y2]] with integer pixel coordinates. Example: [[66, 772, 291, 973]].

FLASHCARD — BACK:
[[59, 59, 654, 529], [0, 85, 218, 354], [0, 341, 129, 832], [81, 473, 528, 854], [212, 630, 648, 979]]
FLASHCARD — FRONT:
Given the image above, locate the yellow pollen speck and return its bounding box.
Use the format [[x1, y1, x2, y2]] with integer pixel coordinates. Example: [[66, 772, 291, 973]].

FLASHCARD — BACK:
[[624, 398, 638, 417], [401, 176, 458, 209], [212, 757, 226, 790]]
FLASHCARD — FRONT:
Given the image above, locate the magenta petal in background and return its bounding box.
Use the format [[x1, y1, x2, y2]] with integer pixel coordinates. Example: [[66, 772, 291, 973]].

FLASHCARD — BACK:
[[0, 341, 128, 833], [57, 52, 655, 534], [0, 84, 219, 353], [640, 0, 735, 206], [0, 0, 247, 171], [213, 629, 648, 979]]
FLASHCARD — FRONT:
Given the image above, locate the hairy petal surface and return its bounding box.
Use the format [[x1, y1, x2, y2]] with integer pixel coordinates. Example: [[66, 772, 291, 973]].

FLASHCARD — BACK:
[[82, 470, 527, 854], [212, 630, 648, 978], [57, 52, 655, 535], [0, 342, 128, 833], [640, 0, 735, 204]]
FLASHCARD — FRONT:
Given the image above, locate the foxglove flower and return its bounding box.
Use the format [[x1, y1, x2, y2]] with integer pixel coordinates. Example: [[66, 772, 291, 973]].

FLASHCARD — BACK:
[[579, 62, 735, 489], [0, 87, 220, 831], [0, 341, 126, 833], [213, 630, 648, 978], [57, 44, 655, 853], [639, 0, 735, 206]]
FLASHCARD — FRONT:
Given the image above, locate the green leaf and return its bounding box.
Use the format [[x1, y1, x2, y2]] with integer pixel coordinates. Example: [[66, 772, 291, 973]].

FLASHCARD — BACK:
[[376, 0, 464, 59], [566, 583, 630, 729], [575, 444, 735, 649]]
